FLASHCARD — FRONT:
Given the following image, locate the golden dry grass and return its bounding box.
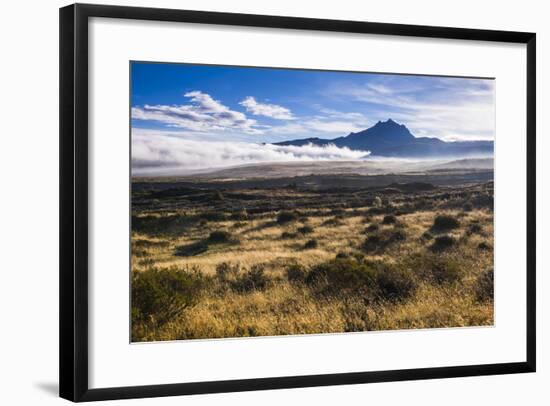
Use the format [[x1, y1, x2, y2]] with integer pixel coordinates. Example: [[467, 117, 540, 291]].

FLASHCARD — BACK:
[[131, 200, 494, 342]]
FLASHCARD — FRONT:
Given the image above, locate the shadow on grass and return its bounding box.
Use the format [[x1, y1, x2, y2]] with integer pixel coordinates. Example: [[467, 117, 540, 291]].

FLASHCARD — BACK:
[[174, 241, 209, 257]]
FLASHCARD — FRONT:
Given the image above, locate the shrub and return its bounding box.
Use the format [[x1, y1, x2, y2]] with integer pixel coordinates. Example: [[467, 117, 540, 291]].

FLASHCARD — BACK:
[[430, 259, 463, 285], [322, 217, 343, 226], [199, 211, 227, 222], [365, 223, 379, 233], [304, 239, 318, 249], [364, 234, 382, 251], [421, 231, 434, 241], [215, 262, 240, 282], [232, 265, 268, 293], [138, 257, 155, 267], [207, 230, 234, 244], [478, 241, 492, 251], [131, 214, 191, 236], [471, 193, 494, 210], [132, 267, 204, 326], [277, 210, 298, 224], [374, 264, 418, 302], [373, 196, 383, 207], [463, 202, 473, 212], [475, 268, 494, 302], [306, 257, 417, 302], [467, 223, 484, 236], [367, 206, 387, 215], [212, 190, 225, 201], [431, 235, 456, 251], [286, 264, 308, 283], [390, 230, 406, 242], [402, 252, 463, 285], [281, 231, 298, 239], [230, 208, 248, 221], [382, 214, 397, 224], [363, 230, 406, 253], [306, 258, 377, 297], [298, 225, 314, 234], [431, 214, 460, 232]]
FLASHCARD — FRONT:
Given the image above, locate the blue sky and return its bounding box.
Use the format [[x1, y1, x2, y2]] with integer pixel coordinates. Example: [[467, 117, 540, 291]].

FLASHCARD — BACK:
[[131, 62, 495, 144], [131, 62, 495, 175]]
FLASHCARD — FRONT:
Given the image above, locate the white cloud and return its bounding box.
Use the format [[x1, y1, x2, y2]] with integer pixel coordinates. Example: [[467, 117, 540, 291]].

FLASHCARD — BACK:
[[239, 96, 294, 120], [327, 78, 495, 141], [303, 119, 363, 134], [132, 130, 370, 175], [266, 110, 371, 138], [132, 91, 262, 134]]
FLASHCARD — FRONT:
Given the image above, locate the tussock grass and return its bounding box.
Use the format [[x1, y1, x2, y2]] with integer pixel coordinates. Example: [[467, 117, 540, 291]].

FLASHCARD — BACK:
[[131, 182, 494, 341], [431, 214, 460, 233]]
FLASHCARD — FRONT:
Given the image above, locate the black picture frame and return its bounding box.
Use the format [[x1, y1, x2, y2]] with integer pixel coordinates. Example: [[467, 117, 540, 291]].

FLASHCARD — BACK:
[[59, 3, 536, 402]]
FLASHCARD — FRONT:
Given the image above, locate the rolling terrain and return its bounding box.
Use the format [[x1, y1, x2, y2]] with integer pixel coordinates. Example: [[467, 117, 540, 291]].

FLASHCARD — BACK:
[[131, 159, 494, 341]]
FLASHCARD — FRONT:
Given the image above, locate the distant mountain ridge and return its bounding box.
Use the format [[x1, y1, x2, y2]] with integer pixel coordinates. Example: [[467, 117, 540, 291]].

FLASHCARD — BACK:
[[274, 119, 493, 158]]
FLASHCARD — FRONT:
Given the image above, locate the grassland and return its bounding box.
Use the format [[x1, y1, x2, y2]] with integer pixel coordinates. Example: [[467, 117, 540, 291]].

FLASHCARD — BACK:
[[131, 167, 494, 342]]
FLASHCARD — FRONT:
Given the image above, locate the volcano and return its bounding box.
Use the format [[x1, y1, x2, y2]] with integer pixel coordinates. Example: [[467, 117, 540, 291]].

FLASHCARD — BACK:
[[274, 119, 493, 158]]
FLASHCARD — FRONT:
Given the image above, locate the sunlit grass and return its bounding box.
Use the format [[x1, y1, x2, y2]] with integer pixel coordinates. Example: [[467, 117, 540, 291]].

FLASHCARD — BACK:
[[131, 185, 494, 342]]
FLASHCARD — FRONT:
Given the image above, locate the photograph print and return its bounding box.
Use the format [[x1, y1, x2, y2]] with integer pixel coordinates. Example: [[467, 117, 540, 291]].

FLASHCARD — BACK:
[[130, 62, 495, 342]]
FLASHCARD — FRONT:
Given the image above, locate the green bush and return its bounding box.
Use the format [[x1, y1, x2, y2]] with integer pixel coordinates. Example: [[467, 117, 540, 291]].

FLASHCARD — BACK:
[[431, 214, 460, 232], [429, 259, 462, 285], [277, 210, 298, 224], [402, 252, 463, 285], [132, 267, 205, 326], [306, 258, 377, 297], [306, 257, 417, 302]]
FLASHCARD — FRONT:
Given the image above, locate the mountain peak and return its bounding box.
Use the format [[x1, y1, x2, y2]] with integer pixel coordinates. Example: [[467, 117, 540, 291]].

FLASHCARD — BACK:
[[273, 119, 494, 158], [374, 118, 401, 128], [348, 119, 413, 142]]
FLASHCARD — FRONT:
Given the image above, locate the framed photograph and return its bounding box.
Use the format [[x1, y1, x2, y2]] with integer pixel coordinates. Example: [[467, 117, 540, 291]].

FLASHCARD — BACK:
[[59, 3, 536, 402]]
